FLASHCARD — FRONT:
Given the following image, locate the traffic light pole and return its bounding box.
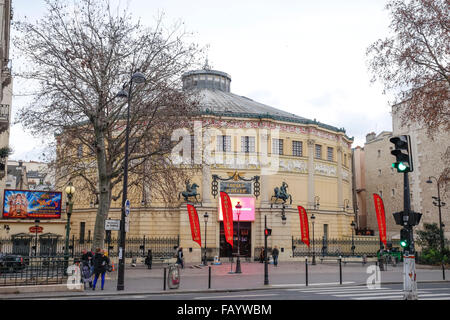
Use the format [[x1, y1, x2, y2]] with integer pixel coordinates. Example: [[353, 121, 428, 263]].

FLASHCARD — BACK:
[[264, 215, 269, 285], [403, 171, 417, 300]]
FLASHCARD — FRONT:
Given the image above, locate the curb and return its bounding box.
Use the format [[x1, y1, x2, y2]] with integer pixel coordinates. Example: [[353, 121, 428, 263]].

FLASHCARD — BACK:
[[3, 279, 450, 300]]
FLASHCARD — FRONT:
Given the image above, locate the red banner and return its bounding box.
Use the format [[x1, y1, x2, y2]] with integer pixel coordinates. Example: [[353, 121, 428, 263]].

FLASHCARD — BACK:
[[220, 191, 234, 248], [297, 206, 310, 247], [186, 204, 202, 247], [373, 193, 387, 246]]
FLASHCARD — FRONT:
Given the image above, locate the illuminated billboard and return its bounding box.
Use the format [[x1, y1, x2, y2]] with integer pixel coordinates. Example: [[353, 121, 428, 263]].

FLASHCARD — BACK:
[[3, 190, 62, 219], [218, 196, 255, 222]]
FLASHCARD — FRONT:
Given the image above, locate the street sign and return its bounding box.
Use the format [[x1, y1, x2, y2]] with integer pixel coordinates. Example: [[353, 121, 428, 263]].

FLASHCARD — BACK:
[[125, 216, 130, 233], [29, 226, 43, 233], [125, 199, 130, 216], [105, 219, 120, 231]]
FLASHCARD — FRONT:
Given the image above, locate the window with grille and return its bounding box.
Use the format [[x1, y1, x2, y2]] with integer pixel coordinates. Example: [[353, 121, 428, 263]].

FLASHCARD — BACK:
[[292, 141, 303, 157], [327, 147, 334, 161], [241, 136, 255, 153], [272, 139, 283, 155], [315, 144, 322, 159], [217, 135, 231, 152]]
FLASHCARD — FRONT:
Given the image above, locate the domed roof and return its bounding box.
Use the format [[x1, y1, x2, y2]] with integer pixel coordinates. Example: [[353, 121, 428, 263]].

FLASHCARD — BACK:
[[182, 66, 348, 135]]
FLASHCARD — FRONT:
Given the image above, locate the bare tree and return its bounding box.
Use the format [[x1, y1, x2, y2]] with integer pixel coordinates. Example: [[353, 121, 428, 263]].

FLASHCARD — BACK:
[[367, 0, 449, 183], [13, 0, 203, 248]]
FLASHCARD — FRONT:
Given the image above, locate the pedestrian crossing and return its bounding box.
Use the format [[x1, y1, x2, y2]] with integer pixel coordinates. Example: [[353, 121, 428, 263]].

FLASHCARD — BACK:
[[288, 285, 450, 300]]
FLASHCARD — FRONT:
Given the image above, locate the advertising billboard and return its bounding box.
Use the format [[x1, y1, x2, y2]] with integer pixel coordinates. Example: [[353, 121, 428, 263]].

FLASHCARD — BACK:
[[218, 196, 255, 222], [3, 189, 62, 219]]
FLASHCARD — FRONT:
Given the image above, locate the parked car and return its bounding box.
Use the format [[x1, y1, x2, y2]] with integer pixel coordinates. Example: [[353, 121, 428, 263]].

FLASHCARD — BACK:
[[0, 254, 28, 273]]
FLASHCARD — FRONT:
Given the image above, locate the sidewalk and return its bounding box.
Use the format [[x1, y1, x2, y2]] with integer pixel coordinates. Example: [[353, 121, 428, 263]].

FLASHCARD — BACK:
[[2, 261, 449, 299]]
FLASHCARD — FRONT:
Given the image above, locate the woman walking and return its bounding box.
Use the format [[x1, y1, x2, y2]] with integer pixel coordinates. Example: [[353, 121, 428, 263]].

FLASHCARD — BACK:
[[92, 248, 110, 290]]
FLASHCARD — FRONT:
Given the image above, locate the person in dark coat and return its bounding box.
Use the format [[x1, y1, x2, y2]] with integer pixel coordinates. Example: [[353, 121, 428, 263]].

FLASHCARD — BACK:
[[144, 249, 152, 269], [176, 247, 184, 269], [272, 246, 279, 267], [92, 248, 110, 290]]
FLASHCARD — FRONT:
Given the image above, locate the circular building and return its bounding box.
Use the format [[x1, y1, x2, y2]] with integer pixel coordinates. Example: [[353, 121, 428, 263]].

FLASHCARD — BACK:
[[68, 65, 355, 263]]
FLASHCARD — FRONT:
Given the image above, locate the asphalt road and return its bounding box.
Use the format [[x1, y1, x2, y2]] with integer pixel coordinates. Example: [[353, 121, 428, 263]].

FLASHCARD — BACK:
[[36, 282, 450, 300]]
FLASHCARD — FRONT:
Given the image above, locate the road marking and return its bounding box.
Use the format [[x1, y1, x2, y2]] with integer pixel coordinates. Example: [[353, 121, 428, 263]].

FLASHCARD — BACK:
[[354, 295, 403, 300], [194, 294, 278, 300], [418, 293, 450, 298], [274, 281, 355, 288], [421, 296, 450, 300]]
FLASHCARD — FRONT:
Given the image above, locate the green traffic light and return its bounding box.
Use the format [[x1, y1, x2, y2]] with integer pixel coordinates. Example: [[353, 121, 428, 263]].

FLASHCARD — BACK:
[[400, 240, 408, 247], [398, 162, 407, 172]]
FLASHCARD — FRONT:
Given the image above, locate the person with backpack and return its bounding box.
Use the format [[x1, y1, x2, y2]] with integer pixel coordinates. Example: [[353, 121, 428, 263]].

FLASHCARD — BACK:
[[92, 248, 110, 291]]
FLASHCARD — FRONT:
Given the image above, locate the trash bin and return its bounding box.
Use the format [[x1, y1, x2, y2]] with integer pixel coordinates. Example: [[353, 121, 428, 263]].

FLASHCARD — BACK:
[[167, 264, 180, 289]]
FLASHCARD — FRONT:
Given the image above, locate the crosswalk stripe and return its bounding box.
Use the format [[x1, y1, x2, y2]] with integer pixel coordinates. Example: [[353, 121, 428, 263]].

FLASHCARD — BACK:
[[194, 294, 278, 300], [354, 295, 403, 300], [334, 290, 409, 297], [290, 286, 387, 292], [273, 281, 354, 288], [421, 296, 450, 300], [418, 293, 450, 298]]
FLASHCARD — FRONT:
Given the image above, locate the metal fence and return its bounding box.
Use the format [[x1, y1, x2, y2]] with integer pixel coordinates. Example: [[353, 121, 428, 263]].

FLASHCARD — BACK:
[[292, 237, 401, 257], [0, 256, 69, 287], [0, 235, 180, 260]]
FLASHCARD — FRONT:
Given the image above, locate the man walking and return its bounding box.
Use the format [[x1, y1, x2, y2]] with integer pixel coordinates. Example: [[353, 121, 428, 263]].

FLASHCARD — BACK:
[[272, 246, 279, 267]]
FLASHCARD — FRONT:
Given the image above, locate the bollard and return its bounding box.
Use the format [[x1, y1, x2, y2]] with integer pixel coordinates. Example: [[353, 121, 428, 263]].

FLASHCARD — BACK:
[[208, 266, 212, 288], [163, 267, 167, 291], [305, 257, 308, 286], [339, 256, 342, 285]]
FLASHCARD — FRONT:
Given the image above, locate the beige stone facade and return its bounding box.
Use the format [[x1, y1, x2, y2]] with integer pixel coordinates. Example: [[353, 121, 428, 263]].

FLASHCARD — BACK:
[[392, 104, 450, 240]]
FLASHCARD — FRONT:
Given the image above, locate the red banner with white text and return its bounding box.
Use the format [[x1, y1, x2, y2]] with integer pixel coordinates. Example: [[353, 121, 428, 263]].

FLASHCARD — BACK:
[[297, 206, 310, 247], [373, 193, 387, 246], [187, 204, 202, 247], [220, 191, 234, 247]]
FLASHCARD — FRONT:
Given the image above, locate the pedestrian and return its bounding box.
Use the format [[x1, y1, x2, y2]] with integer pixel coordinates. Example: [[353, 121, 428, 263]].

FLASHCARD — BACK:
[[92, 248, 110, 291], [145, 249, 153, 269], [80, 249, 93, 288], [272, 246, 279, 267], [259, 249, 264, 263], [176, 247, 184, 269]]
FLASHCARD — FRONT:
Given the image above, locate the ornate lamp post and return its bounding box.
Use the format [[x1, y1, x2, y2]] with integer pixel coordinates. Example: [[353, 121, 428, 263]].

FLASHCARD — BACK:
[[235, 201, 242, 274], [203, 212, 209, 266], [426, 176, 447, 280], [350, 221, 356, 256], [116, 71, 146, 291], [64, 182, 75, 271], [311, 213, 316, 265]]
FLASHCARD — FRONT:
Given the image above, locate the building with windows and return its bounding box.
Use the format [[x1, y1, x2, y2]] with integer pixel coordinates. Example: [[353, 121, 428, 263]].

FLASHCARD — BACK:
[[0, 0, 12, 210], [63, 64, 355, 262]]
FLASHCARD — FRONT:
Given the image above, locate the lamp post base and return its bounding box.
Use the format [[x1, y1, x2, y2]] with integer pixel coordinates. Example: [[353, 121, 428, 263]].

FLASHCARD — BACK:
[[235, 257, 242, 274]]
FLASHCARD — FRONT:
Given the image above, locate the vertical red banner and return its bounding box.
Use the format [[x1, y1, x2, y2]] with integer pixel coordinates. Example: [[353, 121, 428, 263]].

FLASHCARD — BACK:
[[297, 206, 310, 247], [220, 191, 234, 248], [186, 204, 202, 247], [373, 193, 387, 246]]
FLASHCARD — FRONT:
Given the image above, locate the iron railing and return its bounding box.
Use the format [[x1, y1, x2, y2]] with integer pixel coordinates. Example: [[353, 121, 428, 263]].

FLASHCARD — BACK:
[[0, 256, 69, 287], [0, 235, 180, 260], [292, 237, 401, 257]]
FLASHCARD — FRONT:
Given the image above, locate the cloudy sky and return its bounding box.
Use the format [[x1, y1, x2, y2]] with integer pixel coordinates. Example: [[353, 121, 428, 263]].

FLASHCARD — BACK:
[[10, 0, 393, 161]]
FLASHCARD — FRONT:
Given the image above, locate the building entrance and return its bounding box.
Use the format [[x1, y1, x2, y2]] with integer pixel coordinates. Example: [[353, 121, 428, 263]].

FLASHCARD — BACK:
[[219, 222, 251, 258]]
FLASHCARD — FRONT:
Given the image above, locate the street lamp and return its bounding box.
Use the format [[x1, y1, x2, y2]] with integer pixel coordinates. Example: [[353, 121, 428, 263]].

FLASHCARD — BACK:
[[343, 199, 350, 212], [116, 71, 147, 291], [311, 213, 316, 265], [64, 182, 75, 273], [235, 202, 242, 274], [34, 219, 40, 256], [314, 196, 320, 211], [350, 221, 356, 256], [426, 176, 446, 280], [202, 212, 209, 266]]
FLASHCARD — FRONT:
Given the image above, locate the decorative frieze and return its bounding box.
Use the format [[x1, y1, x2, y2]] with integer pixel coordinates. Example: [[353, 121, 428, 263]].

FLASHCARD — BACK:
[[314, 163, 337, 177]]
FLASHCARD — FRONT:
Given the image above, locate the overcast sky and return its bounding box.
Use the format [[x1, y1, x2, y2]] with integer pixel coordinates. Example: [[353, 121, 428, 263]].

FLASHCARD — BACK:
[[10, 0, 393, 162]]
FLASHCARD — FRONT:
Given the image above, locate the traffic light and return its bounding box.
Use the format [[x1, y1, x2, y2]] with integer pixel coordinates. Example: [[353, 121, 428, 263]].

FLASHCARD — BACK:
[[400, 228, 410, 248], [390, 135, 413, 172], [264, 228, 272, 237]]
